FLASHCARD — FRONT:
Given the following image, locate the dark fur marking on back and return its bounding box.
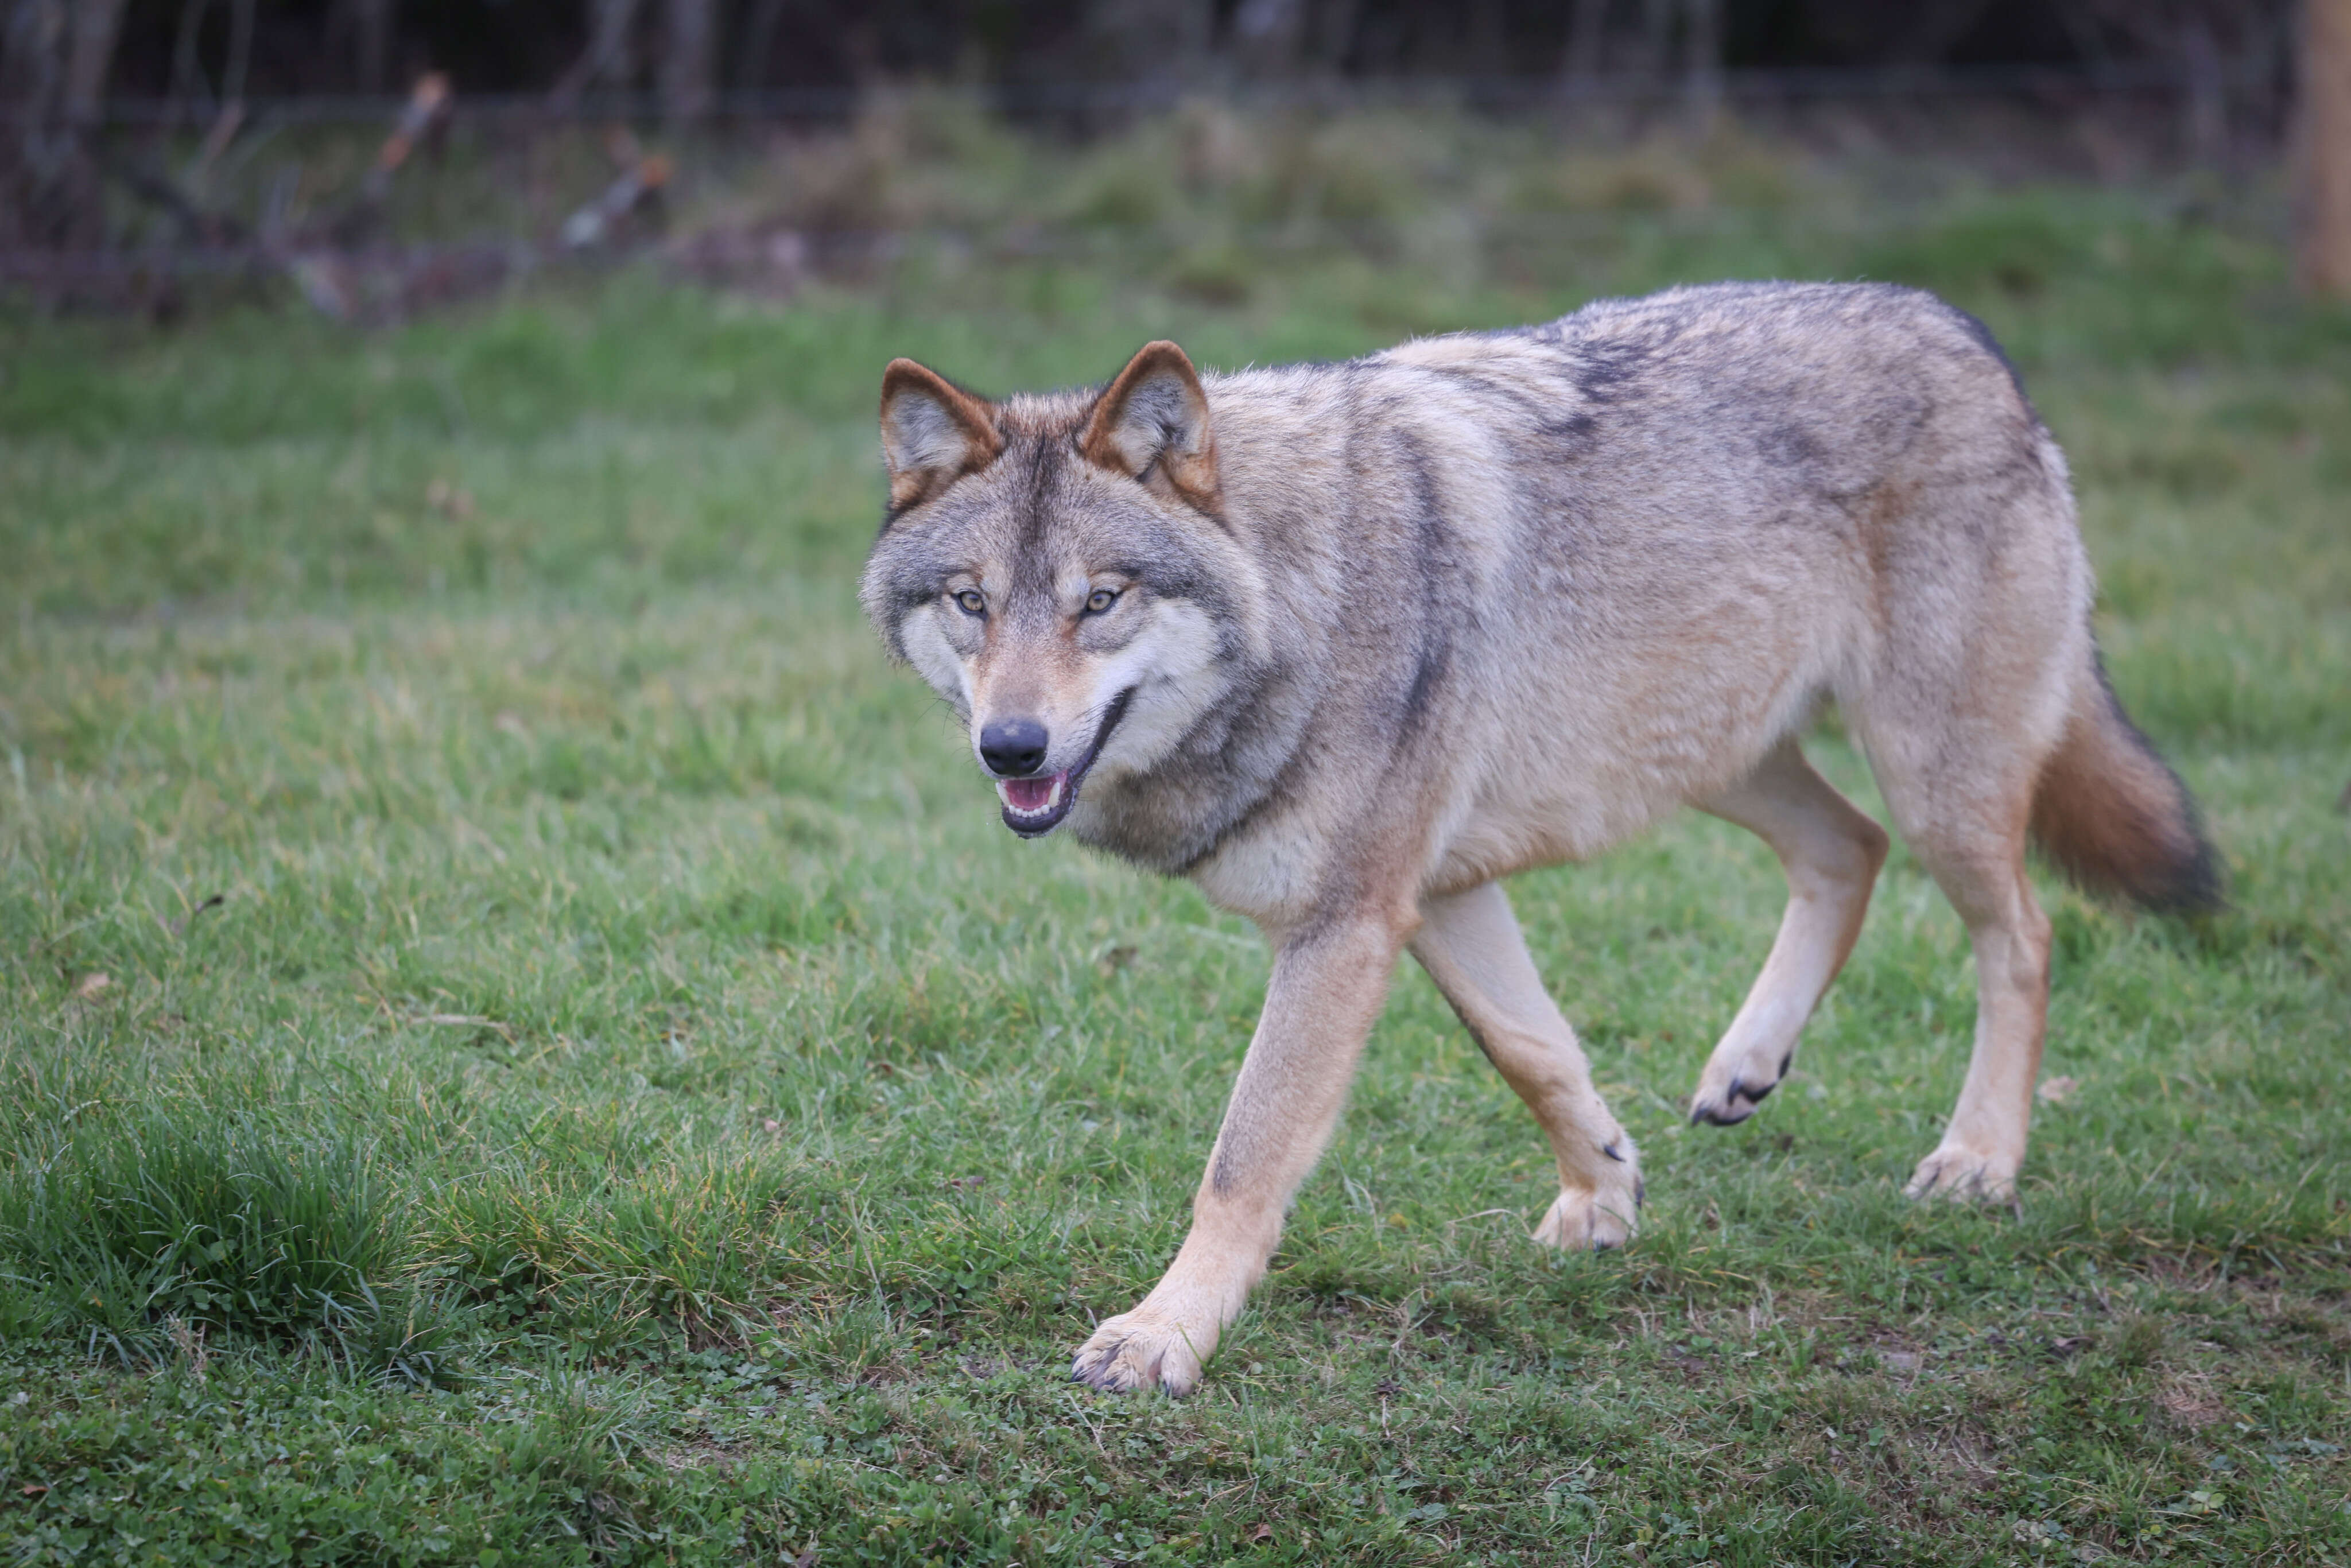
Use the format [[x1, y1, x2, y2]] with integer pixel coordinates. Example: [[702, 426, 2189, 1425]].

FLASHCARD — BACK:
[[1542, 412, 1599, 453], [1402, 644, 1449, 731], [1395, 433, 1456, 736], [1762, 422, 1824, 469], [1943, 302, 2035, 410], [1572, 339, 1651, 402]]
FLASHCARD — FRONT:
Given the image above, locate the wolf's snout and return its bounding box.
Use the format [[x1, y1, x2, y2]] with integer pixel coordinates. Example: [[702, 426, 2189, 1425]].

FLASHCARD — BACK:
[[979, 717, 1050, 777]]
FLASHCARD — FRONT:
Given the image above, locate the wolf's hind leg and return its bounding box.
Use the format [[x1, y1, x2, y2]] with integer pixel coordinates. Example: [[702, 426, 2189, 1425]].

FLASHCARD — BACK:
[[1410, 882, 1640, 1248], [1857, 700, 2057, 1202], [1889, 812, 2051, 1202], [1689, 740, 1888, 1126]]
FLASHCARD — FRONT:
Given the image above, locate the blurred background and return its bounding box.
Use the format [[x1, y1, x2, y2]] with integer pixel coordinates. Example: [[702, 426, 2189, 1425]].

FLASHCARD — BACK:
[[2, 0, 2345, 318]]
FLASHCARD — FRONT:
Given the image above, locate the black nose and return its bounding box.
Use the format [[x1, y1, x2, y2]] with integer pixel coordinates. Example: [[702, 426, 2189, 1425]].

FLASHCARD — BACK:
[[979, 717, 1049, 777]]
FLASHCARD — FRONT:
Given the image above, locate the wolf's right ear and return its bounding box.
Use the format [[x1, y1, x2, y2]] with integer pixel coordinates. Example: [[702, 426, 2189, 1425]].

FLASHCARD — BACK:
[[880, 359, 1004, 511], [1081, 341, 1221, 513]]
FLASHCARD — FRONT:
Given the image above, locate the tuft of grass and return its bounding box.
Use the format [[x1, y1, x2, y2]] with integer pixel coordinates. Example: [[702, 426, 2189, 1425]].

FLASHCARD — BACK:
[[0, 1105, 453, 1379], [419, 1137, 803, 1350]]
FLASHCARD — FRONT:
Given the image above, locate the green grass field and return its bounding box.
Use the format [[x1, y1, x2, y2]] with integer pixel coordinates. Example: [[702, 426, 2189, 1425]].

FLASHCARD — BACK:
[[3, 120, 2349, 1565]]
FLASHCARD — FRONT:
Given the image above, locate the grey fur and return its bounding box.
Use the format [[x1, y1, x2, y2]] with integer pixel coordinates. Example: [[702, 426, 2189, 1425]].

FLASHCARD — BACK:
[[862, 281, 2214, 1395]]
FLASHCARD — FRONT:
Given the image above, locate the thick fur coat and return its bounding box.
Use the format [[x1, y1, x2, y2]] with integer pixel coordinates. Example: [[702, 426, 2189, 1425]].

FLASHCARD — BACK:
[[860, 281, 2217, 1395]]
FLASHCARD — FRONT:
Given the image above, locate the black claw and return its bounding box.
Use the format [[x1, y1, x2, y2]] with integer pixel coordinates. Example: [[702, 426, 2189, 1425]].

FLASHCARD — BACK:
[[1740, 1077, 1776, 1105], [1690, 1100, 1752, 1127], [1777, 1049, 1794, 1080], [1635, 1176, 1646, 1208], [1601, 1140, 1625, 1163], [1073, 1362, 1130, 1394]]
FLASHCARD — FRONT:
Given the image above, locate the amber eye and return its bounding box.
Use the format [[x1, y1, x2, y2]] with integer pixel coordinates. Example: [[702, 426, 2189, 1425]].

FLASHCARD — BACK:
[[953, 589, 986, 616], [1084, 588, 1120, 615]]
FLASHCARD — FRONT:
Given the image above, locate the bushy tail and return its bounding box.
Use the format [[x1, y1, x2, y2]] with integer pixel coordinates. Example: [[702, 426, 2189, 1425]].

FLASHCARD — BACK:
[[2029, 651, 2222, 915]]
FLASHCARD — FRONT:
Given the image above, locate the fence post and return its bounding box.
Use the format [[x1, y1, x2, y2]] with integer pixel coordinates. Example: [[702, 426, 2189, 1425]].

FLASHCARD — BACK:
[[2, 0, 111, 251], [2303, 0, 2351, 297], [1684, 0, 1722, 138], [662, 0, 717, 125]]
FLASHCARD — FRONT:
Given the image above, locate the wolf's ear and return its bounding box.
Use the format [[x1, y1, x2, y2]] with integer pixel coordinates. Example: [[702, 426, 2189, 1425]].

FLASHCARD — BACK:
[[880, 359, 1004, 511], [1080, 340, 1221, 513]]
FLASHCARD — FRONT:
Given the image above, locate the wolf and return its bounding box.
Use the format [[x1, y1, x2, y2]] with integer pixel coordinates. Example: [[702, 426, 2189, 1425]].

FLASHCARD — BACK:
[[859, 280, 2218, 1396]]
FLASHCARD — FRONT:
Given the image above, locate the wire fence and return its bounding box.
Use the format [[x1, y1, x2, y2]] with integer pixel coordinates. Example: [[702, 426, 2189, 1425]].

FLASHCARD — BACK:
[[83, 59, 2287, 129]]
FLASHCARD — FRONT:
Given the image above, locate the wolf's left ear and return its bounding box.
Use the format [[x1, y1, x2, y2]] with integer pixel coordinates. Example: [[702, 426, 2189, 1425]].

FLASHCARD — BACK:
[[880, 359, 1004, 511], [1081, 341, 1221, 513]]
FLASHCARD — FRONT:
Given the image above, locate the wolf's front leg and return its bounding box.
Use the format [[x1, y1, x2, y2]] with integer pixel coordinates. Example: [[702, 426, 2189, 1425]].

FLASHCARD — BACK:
[[1410, 882, 1641, 1248], [1070, 913, 1407, 1395]]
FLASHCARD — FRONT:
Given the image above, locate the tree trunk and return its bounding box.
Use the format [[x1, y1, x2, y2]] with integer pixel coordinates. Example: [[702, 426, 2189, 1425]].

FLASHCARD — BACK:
[[660, 0, 716, 126], [2302, 0, 2351, 296], [354, 0, 394, 94], [735, 0, 785, 93], [1683, 0, 1721, 136], [1638, 0, 1673, 81], [66, 0, 128, 122], [1467, 0, 1506, 79], [1312, 0, 1360, 77], [1233, 0, 1306, 80], [2183, 14, 2225, 169], [2, 0, 106, 250], [551, 0, 642, 108], [1561, 0, 1609, 88]]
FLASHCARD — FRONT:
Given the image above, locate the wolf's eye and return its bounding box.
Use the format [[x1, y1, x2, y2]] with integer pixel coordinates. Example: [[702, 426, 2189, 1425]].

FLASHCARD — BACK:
[[952, 589, 986, 616], [1084, 588, 1120, 615]]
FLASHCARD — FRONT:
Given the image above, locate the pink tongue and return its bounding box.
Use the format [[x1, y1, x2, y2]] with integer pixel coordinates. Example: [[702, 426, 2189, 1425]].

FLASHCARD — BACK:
[[1003, 775, 1058, 812]]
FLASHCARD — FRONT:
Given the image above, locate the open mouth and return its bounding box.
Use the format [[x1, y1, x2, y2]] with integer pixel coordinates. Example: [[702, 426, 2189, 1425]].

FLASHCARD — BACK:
[[994, 689, 1134, 839]]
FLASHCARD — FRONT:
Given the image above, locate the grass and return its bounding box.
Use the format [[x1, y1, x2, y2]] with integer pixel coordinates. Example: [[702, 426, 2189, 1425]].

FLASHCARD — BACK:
[[3, 109, 2349, 1565]]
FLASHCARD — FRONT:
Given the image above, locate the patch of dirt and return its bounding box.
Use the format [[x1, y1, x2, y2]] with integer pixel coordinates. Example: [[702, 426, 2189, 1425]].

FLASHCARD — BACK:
[[1864, 1326, 1927, 1377], [655, 1439, 738, 1472], [2156, 1375, 2229, 1430]]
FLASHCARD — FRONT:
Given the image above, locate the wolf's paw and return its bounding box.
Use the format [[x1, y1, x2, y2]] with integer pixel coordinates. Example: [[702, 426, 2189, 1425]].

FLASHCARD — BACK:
[[1532, 1157, 1642, 1251], [1903, 1143, 2019, 1202], [1070, 1306, 1215, 1396], [1689, 1043, 1794, 1127]]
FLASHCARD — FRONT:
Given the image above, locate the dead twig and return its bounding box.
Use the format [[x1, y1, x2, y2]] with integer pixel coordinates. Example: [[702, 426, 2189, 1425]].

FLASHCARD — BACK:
[[361, 71, 452, 205], [561, 128, 672, 250], [312, 71, 452, 247], [99, 152, 248, 245]]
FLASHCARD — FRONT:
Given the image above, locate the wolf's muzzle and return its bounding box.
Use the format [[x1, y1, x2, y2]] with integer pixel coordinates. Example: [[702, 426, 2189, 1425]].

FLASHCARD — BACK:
[[995, 688, 1135, 839]]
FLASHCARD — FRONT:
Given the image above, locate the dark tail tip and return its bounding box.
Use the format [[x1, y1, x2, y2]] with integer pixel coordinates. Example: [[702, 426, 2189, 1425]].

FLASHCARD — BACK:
[[2030, 655, 2224, 918]]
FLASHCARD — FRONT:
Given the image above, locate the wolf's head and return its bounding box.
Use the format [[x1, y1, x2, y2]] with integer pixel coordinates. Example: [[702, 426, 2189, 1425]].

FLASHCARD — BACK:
[[859, 341, 1268, 840]]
